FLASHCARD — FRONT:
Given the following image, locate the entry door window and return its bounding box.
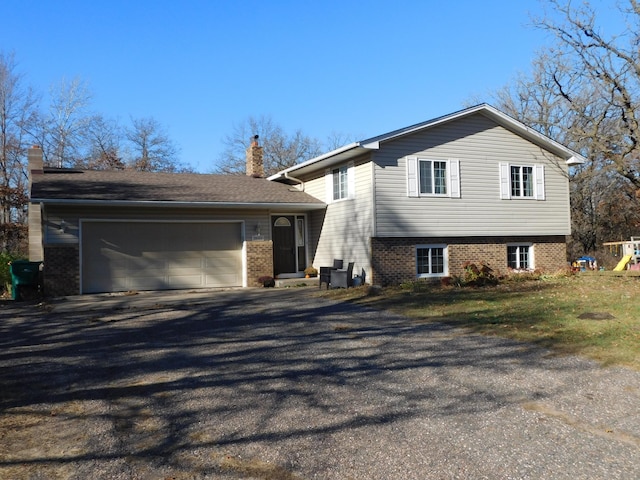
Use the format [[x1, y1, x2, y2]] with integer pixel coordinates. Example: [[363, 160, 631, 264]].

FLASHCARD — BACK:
[[296, 216, 306, 272], [274, 217, 291, 227], [296, 219, 305, 246]]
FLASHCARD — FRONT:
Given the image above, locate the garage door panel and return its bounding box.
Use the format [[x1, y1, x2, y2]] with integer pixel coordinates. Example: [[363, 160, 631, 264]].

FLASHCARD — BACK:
[[167, 275, 204, 288], [136, 257, 167, 269], [82, 222, 243, 293], [167, 252, 205, 270], [166, 265, 203, 276], [128, 266, 167, 277], [205, 273, 240, 287], [127, 277, 169, 290], [204, 252, 240, 266]]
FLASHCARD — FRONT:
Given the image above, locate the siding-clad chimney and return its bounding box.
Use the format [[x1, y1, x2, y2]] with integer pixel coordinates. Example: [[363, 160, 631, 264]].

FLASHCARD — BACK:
[[28, 145, 44, 174], [246, 135, 264, 177], [28, 146, 44, 262]]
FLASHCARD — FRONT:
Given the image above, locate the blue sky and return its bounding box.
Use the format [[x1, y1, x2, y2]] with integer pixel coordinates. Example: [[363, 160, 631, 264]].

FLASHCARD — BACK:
[[0, 0, 614, 172]]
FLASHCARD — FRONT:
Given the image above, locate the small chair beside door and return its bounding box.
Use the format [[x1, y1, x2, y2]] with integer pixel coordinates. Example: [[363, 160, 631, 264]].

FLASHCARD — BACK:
[[319, 259, 344, 289], [330, 262, 354, 289]]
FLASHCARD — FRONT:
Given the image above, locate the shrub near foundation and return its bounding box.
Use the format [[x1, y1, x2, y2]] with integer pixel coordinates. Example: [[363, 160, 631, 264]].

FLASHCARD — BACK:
[[258, 275, 275, 287], [457, 261, 498, 287], [0, 252, 23, 297]]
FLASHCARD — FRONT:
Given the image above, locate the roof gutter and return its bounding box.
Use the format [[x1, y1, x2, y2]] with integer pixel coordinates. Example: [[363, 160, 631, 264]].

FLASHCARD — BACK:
[[566, 155, 586, 165], [29, 198, 327, 210], [267, 142, 364, 180], [284, 171, 304, 191]]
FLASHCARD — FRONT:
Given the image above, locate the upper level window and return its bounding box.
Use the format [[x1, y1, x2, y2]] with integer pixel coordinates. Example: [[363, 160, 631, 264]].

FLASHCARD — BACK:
[[419, 160, 448, 195], [510, 165, 533, 197], [407, 157, 460, 198], [500, 163, 544, 200], [326, 162, 354, 203], [333, 166, 349, 200]]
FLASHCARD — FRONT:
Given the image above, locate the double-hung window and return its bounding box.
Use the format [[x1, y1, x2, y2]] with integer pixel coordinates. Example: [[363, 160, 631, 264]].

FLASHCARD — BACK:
[[407, 157, 460, 198], [510, 165, 533, 197], [326, 162, 354, 203], [416, 244, 448, 277], [500, 163, 545, 200], [507, 244, 533, 270], [419, 160, 448, 195], [333, 166, 349, 200]]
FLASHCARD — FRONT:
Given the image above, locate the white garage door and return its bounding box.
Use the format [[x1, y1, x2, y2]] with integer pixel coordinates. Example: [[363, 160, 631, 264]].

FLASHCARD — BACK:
[[82, 221, 243, 293]]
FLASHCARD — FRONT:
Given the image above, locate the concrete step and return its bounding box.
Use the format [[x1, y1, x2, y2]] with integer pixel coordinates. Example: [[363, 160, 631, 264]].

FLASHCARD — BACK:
[[274, 276, 320, 288]]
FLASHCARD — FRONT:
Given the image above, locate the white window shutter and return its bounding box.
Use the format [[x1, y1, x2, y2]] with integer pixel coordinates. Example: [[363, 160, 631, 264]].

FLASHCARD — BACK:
[[499, 162, 510, 199], [449, 159, 460, 198], [407, 157, 418, 197], [325, 168, 333, 203], [535, 164, 545, 200], [348, 162, 355, 199]]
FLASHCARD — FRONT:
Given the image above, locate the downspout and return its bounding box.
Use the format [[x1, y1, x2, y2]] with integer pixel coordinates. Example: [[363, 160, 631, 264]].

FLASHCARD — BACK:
[[284, 171, 304, 191]]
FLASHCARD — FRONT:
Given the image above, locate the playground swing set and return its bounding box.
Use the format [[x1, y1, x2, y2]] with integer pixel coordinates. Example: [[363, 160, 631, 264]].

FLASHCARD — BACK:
[[602, 238, 640, 271]]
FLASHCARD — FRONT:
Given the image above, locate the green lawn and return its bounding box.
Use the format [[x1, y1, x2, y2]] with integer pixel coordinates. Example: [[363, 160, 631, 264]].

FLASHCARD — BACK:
[[320, 272, 640, 370]]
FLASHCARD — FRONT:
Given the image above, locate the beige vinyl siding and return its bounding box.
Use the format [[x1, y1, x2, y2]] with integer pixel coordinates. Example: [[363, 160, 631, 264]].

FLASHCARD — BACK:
[[303, 155, 374, 280], [374, 113, 571, 237], [28, 202, 43, 261], [41, 206, 271, 245]]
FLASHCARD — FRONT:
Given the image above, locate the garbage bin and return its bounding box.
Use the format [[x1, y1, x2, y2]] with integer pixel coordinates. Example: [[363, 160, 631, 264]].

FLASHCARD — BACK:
[[9, 260, 42, 301]]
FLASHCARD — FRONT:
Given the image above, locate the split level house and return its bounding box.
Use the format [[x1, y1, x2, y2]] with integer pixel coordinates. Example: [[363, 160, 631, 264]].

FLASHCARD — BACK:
[[28, 104, 585, 296]]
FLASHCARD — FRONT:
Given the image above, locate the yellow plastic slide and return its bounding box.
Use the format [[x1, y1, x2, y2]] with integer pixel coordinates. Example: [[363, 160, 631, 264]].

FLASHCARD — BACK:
[[613, 254, 633, 271]]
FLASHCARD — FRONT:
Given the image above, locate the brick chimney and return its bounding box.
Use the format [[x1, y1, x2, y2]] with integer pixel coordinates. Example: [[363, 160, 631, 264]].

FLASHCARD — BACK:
[[246, 135, 264, 177]]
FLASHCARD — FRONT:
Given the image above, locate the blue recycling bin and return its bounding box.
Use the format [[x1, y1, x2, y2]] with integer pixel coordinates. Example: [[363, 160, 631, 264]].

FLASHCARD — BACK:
[[9, 260, 42, 300]]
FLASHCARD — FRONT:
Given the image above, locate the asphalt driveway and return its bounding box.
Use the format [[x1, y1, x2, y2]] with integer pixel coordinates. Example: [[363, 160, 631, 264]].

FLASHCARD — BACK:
[[1, 287, 638, 479]]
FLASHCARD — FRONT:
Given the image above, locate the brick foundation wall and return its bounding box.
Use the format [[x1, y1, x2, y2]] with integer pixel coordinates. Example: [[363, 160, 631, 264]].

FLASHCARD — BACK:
[[43, 245, 80, 296], [370, 239, 415, 286], [246, 240, 273, 287], [532, 240, 568, 272], [371, 236, 567, 286]]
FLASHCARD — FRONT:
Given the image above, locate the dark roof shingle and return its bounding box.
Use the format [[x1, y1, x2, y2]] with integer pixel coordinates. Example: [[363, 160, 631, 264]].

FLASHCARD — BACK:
[[31, 169, 325, 206]]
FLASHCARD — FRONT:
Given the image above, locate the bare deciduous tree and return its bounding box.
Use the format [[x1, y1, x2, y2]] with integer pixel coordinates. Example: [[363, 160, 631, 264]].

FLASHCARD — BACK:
[[215, 115, 322, 176], [82, 115, 125, 170], [534, 0, 640, 187], [125, 117, 183, 172], [0, 52, 38, 252], [0, 51, 188, 256], [43, 77, 93, 168], [324, 130, 360, 151], [486, 1, 640, 257]]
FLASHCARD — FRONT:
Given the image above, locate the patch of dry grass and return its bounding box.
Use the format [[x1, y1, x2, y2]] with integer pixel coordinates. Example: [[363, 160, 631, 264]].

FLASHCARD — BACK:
[[320, 273, 640, 369], [217, 454, 303, 480]]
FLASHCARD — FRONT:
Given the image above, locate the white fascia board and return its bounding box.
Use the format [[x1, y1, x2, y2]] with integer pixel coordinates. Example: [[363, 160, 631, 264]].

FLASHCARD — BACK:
[[30, 198, 327, 210], [361, 141, 380, 149], [361, 104, 587, 164], [268, 142, 371, 180], [566, 155, 587, 165]]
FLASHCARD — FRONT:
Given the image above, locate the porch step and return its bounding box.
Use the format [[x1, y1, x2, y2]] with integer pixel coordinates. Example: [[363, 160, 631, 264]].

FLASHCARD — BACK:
[[274, 277, 319, 288]]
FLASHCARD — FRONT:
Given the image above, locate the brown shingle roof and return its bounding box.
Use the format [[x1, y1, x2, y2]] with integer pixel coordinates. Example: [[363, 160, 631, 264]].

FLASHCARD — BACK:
[[31, 168, 325, 207]]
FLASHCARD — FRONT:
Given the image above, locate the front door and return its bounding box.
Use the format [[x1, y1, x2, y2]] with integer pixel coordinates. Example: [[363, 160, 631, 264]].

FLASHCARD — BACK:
[[272, 216, 296, 276]]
